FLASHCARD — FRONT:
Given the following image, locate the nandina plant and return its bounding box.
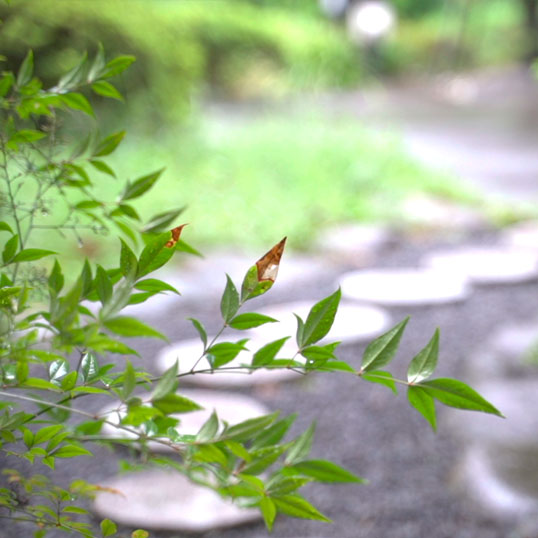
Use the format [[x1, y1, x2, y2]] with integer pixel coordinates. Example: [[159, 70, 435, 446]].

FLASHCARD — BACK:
[[0, 48, 502, 537]]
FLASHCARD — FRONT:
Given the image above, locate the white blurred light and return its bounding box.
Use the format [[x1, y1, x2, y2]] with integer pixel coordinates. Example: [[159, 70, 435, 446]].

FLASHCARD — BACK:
[[346, 1, 396, 43], [319, 0, 348, 18]]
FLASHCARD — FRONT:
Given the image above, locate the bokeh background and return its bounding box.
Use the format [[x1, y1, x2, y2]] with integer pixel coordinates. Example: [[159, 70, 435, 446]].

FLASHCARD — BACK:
[[2, 0, 537, 260]]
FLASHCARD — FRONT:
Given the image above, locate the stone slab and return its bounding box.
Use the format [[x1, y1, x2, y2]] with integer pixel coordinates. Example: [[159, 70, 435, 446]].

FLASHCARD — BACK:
[[157, 337, 305, 387], [252, 301, 391, 345], [315, 224, 393, 265], [93, 470, 260, 532], [339, 268, 470, 306], [99, 390, 271, 451], [422, 247, 538, 284], [502, 221, 538, 251], [449, 380, 538, 518]]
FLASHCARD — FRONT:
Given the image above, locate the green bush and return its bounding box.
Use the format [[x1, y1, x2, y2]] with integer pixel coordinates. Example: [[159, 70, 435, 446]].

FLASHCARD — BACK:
[[0, 48, 503, 537], [0, 0, 359, 129]]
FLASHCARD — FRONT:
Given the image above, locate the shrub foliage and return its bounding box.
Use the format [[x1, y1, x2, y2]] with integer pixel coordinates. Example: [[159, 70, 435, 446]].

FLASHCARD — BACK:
[[0, 49, 502, 537]]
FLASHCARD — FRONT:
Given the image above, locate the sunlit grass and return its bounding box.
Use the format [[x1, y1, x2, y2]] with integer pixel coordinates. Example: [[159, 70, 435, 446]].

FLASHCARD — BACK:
[[99, 110, 476, 252]]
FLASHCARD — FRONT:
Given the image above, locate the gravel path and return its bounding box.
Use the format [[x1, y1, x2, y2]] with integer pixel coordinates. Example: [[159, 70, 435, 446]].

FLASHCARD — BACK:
[[3, 230, 538, 538]]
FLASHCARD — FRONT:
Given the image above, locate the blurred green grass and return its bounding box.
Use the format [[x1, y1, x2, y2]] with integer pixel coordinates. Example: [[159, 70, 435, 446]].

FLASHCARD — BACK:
[[85, 110, 476, 254]]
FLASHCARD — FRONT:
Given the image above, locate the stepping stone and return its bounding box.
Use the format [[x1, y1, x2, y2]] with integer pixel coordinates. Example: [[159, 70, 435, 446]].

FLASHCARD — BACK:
[[502, 221, 538, 251], [448, 380, 538, 517], [99, 390, 271, 451], [339, 268, 470, 306], [93, 469, 260, 532], [315, 224, 393, 266], [157, 337, 305, 387], [465, 322, 538, 381], [252, 301, 391, 345], [422, 247, 538, 284]]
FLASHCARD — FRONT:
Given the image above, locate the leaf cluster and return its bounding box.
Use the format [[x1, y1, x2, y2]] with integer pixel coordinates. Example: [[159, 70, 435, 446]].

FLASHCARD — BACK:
[[0, 48, 502, 538]]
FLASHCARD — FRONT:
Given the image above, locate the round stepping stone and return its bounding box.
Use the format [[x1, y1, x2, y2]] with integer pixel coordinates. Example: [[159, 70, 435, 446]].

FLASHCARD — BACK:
[[422, 247, 538, 284], [93, 469, 260, 532], [502, 221, 538, 251], [339, 268, 470, 306], [99, 390, 271, 451], [253, 301, 391, 345], [448, 380, 538, 517], [157, 337, 305, 387], [316, 224, 393, 265]]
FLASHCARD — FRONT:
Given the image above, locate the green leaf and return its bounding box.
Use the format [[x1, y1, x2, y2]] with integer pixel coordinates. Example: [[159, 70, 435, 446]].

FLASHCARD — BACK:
[[95, 265, 113, 305], [131, 531, 149, 538], [188, 317, 207, 348], [136, 232, 174, 278], [100, 55, 136, 78], [301, 343, 338, 363], [361, 370, 397, 394], [361, 317, 409, 373], [60, 93, 94, 116], [286, 460, 366, 483], [79, 353, 99, 383], [420, 378, 503, 416], [0, 222, 13, 234], [207, 340, 248, 368], [89, 159, 116, 177], [92, 80, 123, 101], [94, 131, 125, 157], [100, 518, 117, 536], [48, 259, 64, 294], [251, 413, 296, 449], [272, 494, 331, 523], [243, 445, 286, 474], [266, 475, 311, 496], [88, 43, 106, 81], [259, 497, 276, 531], [224, 412, 279, 441], [17, 50, 33, 87], [196, 410, 219, 442], [151, 361, 178, 401], [285, 422, 315, 465], [119, 239, 137, 279], [0, 72, 15, 97], [49, 359, 68, 383], [60, 371, 78, 391], [300, 289, 341, 347], [2, 234, 19, 264], [252, 337, 290, 367], [240, 264, 273, 301], [152, 393, 203, 415], [407, 329, 439, 383], [104, 316, 167, 340], [142, 208, 186, 234], [135, 278, 179, 295], [34, 425, 64, 445], [56, 52, 87, 91], [23, 377, 60, 391], [122, 169, 163, 201], [407, 386, 437, 431], [229, 313, 278, 330], [122, 360, 136, 399], [224, 440, 251, 462], [220, 274, 239, 323], [9, 129, 46, 145], [52, 444, 92, 458]]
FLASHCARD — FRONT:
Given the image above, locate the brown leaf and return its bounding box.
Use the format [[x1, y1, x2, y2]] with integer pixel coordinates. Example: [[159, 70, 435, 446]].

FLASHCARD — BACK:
[[165, 224, 188, 248], [256, 237, 287, 282]]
